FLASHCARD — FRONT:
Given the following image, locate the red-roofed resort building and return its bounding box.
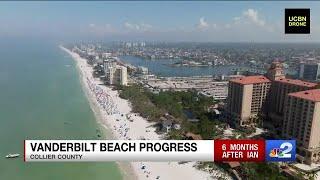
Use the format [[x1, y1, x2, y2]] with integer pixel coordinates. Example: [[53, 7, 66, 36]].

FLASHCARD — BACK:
[[282, 89, 320, 164], [226, 76, 271, 126], [225, 61, 320, 164]]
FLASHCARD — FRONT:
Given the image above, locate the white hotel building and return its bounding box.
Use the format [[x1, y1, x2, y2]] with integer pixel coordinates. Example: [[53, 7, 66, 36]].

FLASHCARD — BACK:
[[103, 60, 128, 86]]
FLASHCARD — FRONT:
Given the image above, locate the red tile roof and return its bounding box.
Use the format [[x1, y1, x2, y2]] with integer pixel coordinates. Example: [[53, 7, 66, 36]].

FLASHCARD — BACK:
[[230, 75, 271, 85], [288, 89, 320, 102], [275, 78, 317, 88]]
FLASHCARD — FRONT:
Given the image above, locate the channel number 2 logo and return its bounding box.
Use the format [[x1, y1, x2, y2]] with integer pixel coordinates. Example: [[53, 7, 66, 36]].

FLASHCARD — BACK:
[[269, 142, 292, 158]]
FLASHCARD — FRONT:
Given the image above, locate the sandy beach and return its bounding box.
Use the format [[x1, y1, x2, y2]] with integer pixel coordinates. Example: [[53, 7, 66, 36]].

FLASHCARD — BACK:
[[60, 45, 228, 180]]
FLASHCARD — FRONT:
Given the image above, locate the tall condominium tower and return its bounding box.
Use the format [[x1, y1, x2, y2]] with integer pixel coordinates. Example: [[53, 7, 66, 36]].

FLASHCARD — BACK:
[[226, 75, 271, 127], [282, 89, 320, 164]]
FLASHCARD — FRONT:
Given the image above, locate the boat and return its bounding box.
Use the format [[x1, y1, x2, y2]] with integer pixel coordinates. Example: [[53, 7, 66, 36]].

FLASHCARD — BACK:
[[5, 154, 20, 158]]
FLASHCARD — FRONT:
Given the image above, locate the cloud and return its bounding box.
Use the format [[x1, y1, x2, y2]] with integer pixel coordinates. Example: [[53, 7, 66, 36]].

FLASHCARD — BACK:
[[197, 17, 209, 30], [228, 8, 276, 32], [80, 8, 312, 42], [140, 23, 152, 30], [124, 22, 138, 30], [124, 22, 152, 31], [87, 23, 116, 36], [225, 24, 231, 29], [243, 9, 265, 26], [233, 17, 241, 22]]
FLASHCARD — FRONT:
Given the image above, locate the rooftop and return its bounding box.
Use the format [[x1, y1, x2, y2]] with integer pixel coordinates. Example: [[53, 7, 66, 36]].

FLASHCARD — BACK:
[[275, 78, 317, 88], [230, 75, 271, 85], [288, 89, 320, 102], [226, 162, 241, 168]]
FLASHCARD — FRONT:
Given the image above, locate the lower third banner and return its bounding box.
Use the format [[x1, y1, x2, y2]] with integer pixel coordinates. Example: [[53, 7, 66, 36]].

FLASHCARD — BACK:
[[24, 140, 295, 162]]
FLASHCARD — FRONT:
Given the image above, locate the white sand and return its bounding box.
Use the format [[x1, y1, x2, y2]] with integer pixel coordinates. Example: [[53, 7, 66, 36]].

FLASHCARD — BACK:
[[60, 46, 228, 180]]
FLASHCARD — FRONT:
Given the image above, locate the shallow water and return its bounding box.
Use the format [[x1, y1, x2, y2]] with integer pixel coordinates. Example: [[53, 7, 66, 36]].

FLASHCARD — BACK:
[[0, 40, 122, 180]]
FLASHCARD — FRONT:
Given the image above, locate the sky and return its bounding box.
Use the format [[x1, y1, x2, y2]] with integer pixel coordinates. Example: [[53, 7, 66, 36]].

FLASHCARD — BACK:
[[0, 1, 320, 42]]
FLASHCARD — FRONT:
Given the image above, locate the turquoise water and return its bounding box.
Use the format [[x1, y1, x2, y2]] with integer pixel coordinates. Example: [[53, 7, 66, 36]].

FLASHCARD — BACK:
[[0, 41, 122, 180]]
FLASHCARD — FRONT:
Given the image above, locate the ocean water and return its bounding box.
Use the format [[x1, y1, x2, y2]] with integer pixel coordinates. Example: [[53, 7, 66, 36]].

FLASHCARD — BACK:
[[0, 40, 122, 180]]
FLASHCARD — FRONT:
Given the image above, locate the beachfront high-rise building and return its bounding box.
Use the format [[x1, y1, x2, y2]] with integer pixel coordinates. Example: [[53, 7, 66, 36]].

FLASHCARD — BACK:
[[299, 62, 320, 82], [104, 60, 117, 84], [267, 78, 317, 132], [103, 60, 128, 86], [226, 61, 318, 128], [282, 89, 320, 164], [225, 61, 320, 165], [225, 76, 271, 127], [119, 66, 128, 86]]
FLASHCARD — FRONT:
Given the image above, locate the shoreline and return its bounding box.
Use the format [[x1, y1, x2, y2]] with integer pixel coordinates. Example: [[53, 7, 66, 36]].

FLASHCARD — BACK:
[[60, 45, 136, 180], [60, 45, 224, 180]]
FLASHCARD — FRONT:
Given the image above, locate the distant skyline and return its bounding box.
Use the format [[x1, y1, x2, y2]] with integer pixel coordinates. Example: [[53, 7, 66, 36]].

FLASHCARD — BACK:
[[1, 1, 320, 42]]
